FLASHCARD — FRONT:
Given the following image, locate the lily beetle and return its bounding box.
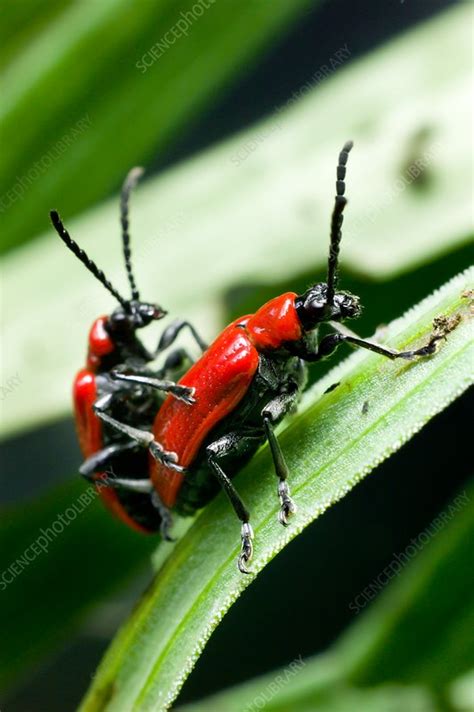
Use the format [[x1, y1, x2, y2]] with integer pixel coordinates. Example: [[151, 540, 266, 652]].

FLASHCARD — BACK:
[[50, 168, 205, 532], [54, 142, 444, 572]]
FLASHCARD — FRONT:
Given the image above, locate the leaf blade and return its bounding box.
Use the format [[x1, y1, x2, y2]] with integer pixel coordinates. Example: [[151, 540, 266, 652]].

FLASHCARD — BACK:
[[177, 483, 474, 711], [79, 269, 473, 711]]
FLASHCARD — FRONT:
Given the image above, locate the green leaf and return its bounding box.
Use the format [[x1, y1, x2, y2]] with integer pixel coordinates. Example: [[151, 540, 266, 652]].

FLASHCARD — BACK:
[[177, 482, 474, 711], [448, 669, 474, 712], [0, 479, 157, 692], [0, 0, 74, 68], [0, 0, 314, 253], [184, 681, 438, 712], [1, 4, 471, 439], [78, 269, 473, 711]]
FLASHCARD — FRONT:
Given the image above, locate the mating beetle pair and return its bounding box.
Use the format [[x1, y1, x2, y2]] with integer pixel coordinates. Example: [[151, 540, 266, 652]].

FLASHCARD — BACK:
[[51, 142, 443, 573]]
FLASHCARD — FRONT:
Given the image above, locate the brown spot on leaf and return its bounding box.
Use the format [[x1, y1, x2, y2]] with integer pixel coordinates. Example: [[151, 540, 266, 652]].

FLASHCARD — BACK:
[[432, 313, 462, 340]]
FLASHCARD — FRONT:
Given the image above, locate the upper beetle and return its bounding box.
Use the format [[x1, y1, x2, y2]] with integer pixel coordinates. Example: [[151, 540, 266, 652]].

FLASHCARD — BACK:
[[75, 142, 445, 571]]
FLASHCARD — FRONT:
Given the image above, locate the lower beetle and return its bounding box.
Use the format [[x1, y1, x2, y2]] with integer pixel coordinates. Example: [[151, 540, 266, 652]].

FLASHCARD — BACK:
[[51, 168, 206, 533], [80, 141, 445, 572]]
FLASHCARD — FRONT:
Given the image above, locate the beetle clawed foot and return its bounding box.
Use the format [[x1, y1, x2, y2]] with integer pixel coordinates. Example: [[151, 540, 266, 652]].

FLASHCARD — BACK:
[[238, 522, 254, 574], [150, 491, 176, 541], [397, 314, 461, 361], [159, 514, 175, 542], [149, 443, 186, 473], [170, 385, 196, 405], [278, 481, 297, 526]]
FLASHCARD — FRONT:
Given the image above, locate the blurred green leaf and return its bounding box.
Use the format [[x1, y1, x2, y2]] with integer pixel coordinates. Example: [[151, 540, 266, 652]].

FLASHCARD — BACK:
[[448, 669, 474, 712], [185, 682, 437, 712], [78, 269, 473, 711], [0, 0, 74, 67], [178, 482, 474, 712], [1, 4, 471, 439], [0, 479, 157, 693], [0, 0, 315, 253]]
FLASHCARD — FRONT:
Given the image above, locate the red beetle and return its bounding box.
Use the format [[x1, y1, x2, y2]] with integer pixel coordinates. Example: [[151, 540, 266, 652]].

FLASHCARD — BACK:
[[51, 168, 204, 533], [84, 142, 443, 572]]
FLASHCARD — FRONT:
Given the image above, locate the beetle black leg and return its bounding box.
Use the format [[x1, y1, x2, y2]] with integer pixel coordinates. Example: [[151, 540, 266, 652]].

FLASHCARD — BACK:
[[260, 387, 300, 525], [326, 317, 457, 360], [110, 371, 195, 404], [93, 408, 185, 474], [82, 471, 153, 493], [206, 442, 253, 574], [79, 441, 138, 476], [330, 326, 446, 360], [263, 416, 297, 526], [156, 319, 208, 355], [289, 326, 443, 364], [94, 391, 115, 411], [156, 347, 196, 375]]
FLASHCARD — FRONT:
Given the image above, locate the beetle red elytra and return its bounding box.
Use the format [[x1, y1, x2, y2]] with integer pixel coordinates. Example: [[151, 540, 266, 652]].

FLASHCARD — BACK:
[[52, 141, 444, 572]]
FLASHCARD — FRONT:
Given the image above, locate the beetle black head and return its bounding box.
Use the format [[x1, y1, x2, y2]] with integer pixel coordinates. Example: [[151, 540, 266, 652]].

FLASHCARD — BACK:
[[295, 283, 361, 329], [50, 167, 166, 329], [108, 300, 166, 335], [295, 140, 362, 331]]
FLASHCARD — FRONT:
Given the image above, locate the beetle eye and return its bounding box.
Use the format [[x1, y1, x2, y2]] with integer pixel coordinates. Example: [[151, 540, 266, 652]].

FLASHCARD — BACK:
[[338, 294, 361, 319]]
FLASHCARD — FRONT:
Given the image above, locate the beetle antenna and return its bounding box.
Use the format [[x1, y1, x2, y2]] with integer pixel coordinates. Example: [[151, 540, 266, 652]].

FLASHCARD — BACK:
[[50, 210, 129, 309], [326, 140, 353, 305], [120, 166, 144, 302]]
